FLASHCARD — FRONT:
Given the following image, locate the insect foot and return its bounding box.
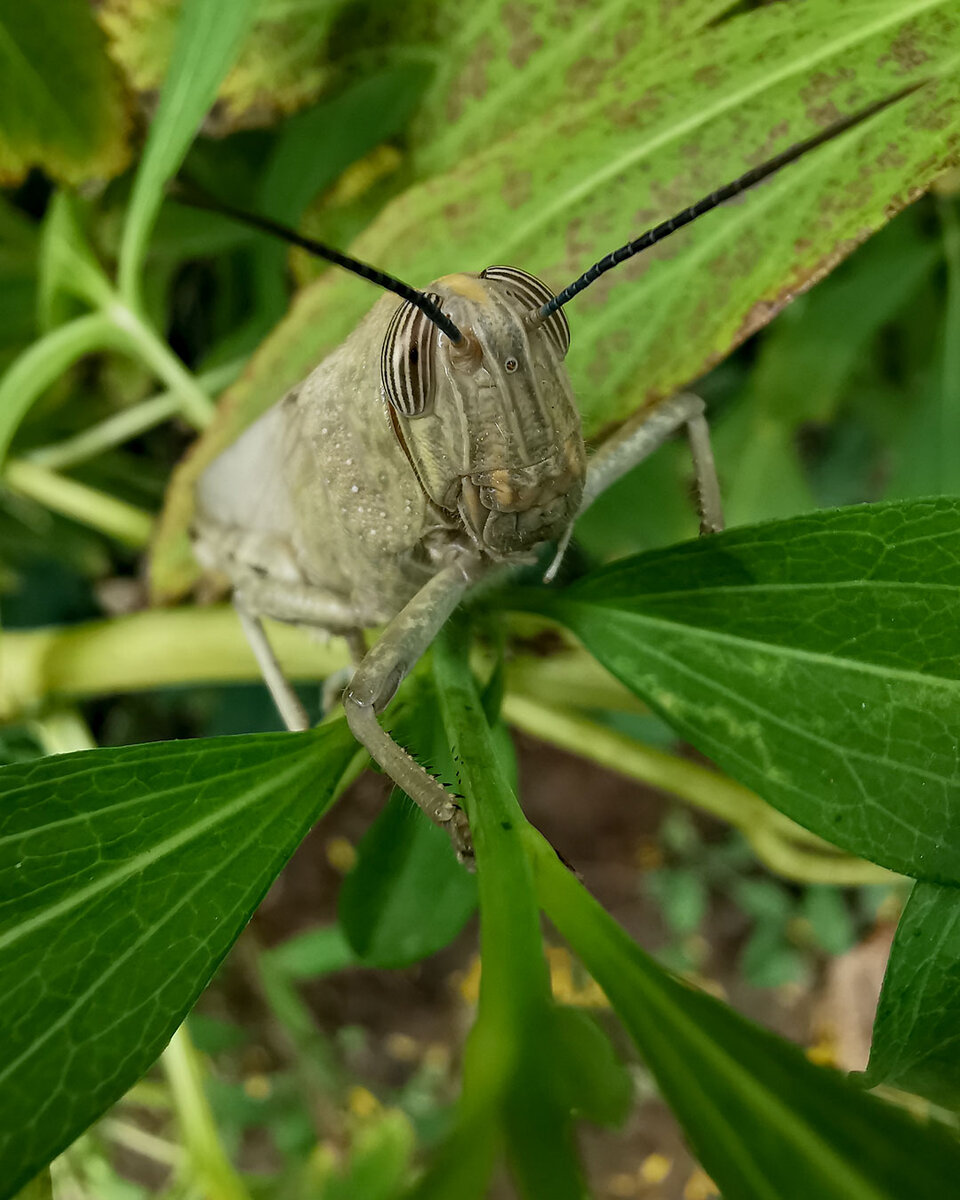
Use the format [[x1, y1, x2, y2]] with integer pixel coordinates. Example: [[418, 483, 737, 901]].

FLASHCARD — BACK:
[[343, 691, 475, 862]]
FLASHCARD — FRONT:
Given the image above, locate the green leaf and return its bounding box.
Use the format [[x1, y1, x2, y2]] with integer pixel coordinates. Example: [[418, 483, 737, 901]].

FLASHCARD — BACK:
[[152, 0, 960, 599], [262, 924, 358, 980], [537, 498, 960, 882], [100, 0, 354, 132], [740, 924, 806, 990], [528, 826, 960, 1200], [412, 0, 737, 173], [117, 0, 260, 301], [338, 790, 477, 968], [647, 868, 707, 935], [802, 886, 856, 957], [0, 721, 357, 1196], [11, 1174, 51, 1200], [545, 1005, 633, 1129], [0, 0, 130, 186], [866, 879, 960, 1105]]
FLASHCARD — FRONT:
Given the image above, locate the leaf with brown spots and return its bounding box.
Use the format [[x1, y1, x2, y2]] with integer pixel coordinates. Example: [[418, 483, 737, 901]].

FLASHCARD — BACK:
[[98, 0, 355, 131], [411, 0, 740, 173], [152, 0, 960, 599]]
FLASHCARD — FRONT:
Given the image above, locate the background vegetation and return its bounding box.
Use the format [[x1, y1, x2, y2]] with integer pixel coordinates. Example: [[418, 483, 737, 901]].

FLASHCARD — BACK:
[[2, 1, 960, 1197]]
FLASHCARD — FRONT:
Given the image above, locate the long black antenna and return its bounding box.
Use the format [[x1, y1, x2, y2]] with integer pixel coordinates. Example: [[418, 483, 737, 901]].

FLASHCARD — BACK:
[[168, 182, 463, 343], [539, 82, 925, 320]]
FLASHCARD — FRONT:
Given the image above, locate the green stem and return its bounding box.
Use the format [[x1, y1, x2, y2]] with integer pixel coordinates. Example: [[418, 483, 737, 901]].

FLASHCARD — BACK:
[[99, 1118, 183, 1168], [0, 313, 128, 467], [27, 708, 96, 755], [0, 608, 349, 719], [502, 696, 893, 885], [162, 1025, 252, 1200], [3, 460, 155, 547], [26, 391, 182, 469], [27, 360, 243, 471], [105, 302, 215, 428]]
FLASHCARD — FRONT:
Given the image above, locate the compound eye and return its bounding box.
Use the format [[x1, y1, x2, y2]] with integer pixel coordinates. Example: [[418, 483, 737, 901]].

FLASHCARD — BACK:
[[380, 293, 443, 417], [504, 357, 519, 373], [481, 265, 571, 359]]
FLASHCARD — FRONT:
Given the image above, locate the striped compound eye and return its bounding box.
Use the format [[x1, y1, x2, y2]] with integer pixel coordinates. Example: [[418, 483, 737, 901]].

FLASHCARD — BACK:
[[380, 293, 443, 417], [480, 265, 571, 359]]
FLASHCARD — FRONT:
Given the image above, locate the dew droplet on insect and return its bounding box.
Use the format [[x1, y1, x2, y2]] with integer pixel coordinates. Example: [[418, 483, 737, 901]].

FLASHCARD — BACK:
[[351, 485, 359, 493]]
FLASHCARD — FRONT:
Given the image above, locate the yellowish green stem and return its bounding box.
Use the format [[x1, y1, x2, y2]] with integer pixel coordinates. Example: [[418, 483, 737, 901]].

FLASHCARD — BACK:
[[3, 460, 155, 547], [27, 360, 244, 471], [99, 1118, 183, 1169], [0, 608, 350, 719], [162, 1026, 251, 1200], [105, 303, 215, 428]]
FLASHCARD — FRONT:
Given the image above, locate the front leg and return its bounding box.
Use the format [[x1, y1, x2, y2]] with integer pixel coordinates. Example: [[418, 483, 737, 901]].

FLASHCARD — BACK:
[[581, 392, 724, 533], [344, 562, 480, 862]]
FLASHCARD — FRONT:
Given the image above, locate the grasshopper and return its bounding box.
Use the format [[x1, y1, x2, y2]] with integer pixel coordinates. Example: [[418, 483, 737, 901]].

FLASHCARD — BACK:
[[185, 89, 913, 861]]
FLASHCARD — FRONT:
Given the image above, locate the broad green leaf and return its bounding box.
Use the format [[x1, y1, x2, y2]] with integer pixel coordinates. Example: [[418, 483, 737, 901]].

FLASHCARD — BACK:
[[411, 0, 738, 173], [152, 0, 960, 599], [117, 0, 260, 301], [0, 0, 130, 186], [535, 498, 960, 881], [866, 879, 960, 1105], [527, 825, 960, 1200], [0, 721, 357, 1196]]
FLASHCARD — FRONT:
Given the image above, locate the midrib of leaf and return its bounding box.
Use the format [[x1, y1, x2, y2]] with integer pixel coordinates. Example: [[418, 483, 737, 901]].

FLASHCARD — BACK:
[[0, 781, 294, 1093], [563, 602, 960, 694], [0, 754, 317, 954], [0, 21, 91, 150], [493, 0, 947, 259]]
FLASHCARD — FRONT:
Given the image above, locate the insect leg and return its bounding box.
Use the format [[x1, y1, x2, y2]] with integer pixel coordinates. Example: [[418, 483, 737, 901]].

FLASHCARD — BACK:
[[581, 392, 724, 532], [343, 562, 477, 861], [234, 601, 310, 732]]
